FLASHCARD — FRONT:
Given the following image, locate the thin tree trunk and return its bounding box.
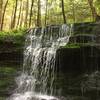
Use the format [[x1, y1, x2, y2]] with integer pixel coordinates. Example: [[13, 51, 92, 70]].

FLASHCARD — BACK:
[[1, 0, 9, 30], [72, 0, 75, 23], [24, 0, 29, 28], [45, 0, 48, 26], [11, 0, 18, 29], [17, 0, 22, 28], [20, 3, 24, 28], [10, 2, 15, 29], [0, 0, 3, 30], [61, 0, 66, 24], [88, 0, 98, 21], [37, 0, 41, 27], [29, 0, 34, 27]]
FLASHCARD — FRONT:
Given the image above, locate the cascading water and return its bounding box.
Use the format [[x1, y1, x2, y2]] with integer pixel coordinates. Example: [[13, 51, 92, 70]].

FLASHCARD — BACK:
[[8, 24, 72, 100]]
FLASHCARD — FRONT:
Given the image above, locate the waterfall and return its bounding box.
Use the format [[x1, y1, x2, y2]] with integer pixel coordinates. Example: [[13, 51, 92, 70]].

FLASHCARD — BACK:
[[8, 24, 72, 100]]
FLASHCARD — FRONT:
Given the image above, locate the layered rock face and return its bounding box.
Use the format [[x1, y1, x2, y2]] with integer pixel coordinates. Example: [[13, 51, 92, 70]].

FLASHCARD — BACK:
[[0, 39, 23, 99], [0, 22, 100, 100]]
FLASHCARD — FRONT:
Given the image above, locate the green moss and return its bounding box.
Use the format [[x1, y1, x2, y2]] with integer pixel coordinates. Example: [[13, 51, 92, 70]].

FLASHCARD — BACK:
[[0, 67, 16, 74], [0, 78, 14, 89], [0, 29, 27, 52], [61, 42, 96, 49], [0, 97, 6, 100], [61, 43, 81, 48], [0, 28, 27, 36], [0, 28, 27, 46]]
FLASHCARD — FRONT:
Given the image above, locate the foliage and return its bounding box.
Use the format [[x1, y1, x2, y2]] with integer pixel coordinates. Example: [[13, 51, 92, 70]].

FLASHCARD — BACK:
[[0, 0, 100, 31], [94, 0, 100, 14], [61, 42, 96, 48], [0, 28, 27, 37], [61, 43, 81, 48], [0, 28, 26, 46]]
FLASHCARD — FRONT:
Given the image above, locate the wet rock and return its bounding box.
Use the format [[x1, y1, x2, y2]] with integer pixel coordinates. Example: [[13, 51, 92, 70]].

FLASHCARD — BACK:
[[56, 45, 100, 72], [73, 22, 99, 34], [56, 45, 100, 98], [69, 34, 96, 43]]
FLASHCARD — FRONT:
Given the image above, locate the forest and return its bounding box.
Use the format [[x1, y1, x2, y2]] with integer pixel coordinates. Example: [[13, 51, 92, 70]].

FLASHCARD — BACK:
[[0, 0, 100, 31], [0, 0, 100, 100]]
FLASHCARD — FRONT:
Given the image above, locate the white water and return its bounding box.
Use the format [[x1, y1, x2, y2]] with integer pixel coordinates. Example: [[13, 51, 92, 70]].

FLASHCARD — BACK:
[[8, 24, 72, 100]]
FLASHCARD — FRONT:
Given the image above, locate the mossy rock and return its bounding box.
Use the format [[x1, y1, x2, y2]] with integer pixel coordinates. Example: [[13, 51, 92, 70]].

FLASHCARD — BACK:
[[0, 67, 16, 75], [61, 43, 81, 48], [0, 78, 15, 89], [0, 97, 6, 100]]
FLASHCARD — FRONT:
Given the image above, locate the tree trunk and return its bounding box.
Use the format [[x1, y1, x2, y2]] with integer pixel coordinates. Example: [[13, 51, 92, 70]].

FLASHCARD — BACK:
[[45, 0, 48, 26], [61, 0, 66, 24], [0, 0, 3, 31], [17, 0, 22, 28], [10, 2, 15, 29], [20, 3, 24, 28], [88, 0, 100, 21], [37, 0, 41, 27], [72, 0, 75, 23], [24, 0, 29, 28], [11, 0, 18, 29], [0, 0, 9, 31], [29, 0, 34, 27]]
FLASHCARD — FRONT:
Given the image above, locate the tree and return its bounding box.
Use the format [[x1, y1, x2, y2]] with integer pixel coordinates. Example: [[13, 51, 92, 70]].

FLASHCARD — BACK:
[[37, 0, 41, 27], [0, 0, 9, 30], [94, 0, 100, 14], [0, 0, 3, 30], [29, 0, 34, 27], [24, 0, 29, 28], [11, 0, 18, 29], [45, 0, 48, 26], [20, 2, 24, 28], [17, 0, 22, 28], [70, 0, 75, 22], [61, 0, 66, 23], [0, 0, 100, 30], [88, 0, 100, 21]]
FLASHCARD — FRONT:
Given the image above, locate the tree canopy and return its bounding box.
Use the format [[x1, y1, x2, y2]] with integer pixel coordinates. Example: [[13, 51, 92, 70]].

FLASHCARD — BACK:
[[0, 0, 100, 31]]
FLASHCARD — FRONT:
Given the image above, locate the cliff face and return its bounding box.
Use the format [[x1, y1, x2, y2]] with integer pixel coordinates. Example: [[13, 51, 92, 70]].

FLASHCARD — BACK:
[[0, 37, 24, 99], [0, 22, 100, 99], [55, 46, 100, 100], [55, 22, 100, 99]]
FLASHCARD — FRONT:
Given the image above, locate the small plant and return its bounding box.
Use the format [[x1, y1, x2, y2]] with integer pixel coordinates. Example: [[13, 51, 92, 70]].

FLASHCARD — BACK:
[[61, 43, 81, 48], [0, 28, 27, 47]]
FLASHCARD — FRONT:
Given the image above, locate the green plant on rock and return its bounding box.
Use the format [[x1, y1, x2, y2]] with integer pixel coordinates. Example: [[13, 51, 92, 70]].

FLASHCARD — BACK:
[[61, 43, 81, 48]]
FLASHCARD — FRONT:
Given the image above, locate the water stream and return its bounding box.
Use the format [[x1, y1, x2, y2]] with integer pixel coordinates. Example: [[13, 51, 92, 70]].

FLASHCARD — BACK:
[[8, 24, 72, 100]]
